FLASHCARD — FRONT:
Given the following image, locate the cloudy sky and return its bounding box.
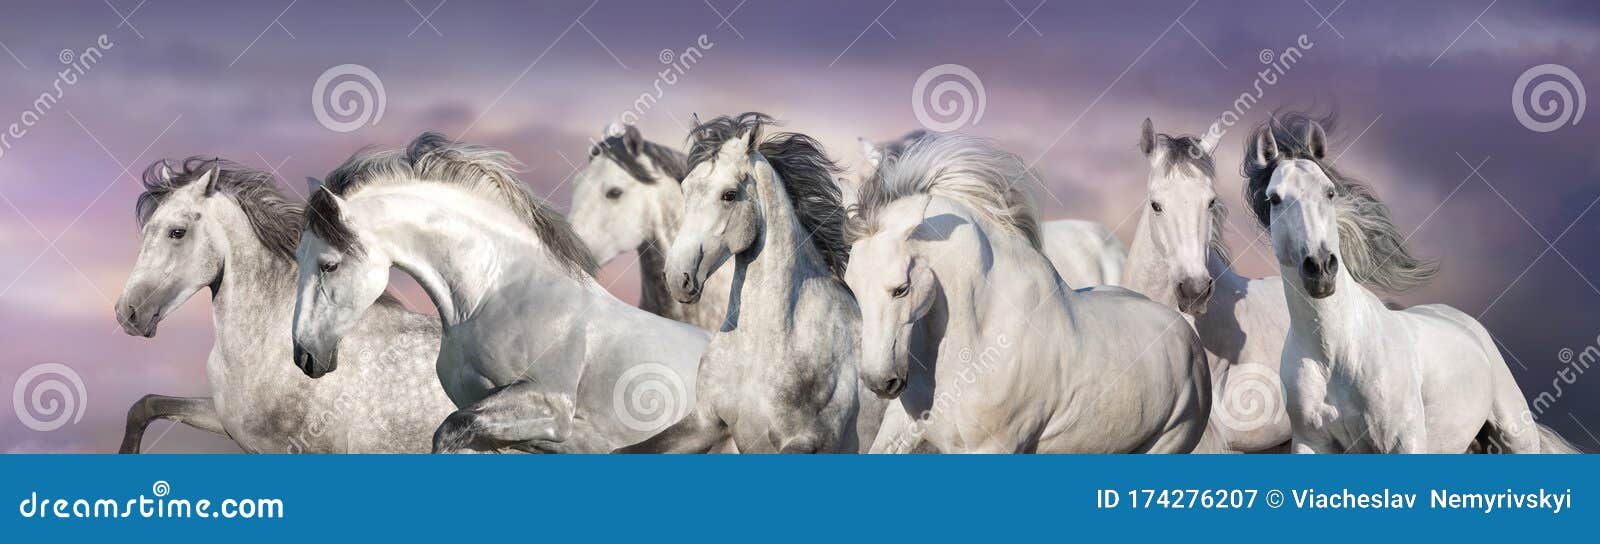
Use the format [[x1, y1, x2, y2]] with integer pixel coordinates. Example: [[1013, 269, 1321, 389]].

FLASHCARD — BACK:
[[1, 0, 1597, 452]]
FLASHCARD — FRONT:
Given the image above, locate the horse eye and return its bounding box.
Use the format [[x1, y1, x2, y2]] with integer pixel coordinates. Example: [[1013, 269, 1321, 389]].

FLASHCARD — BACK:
[[319, 261, 339, 273], [891, 283, 910, 298], [1325, 189, 1336, 200], [1207, 199, 1218, 210], [589, 146, 601, 157], [605, 188, 624, 200], [1268, 193, 1282, 206], [168, 228, 187, 240], [720, 190, 738, 202], [1150, 202, 1163, 214]]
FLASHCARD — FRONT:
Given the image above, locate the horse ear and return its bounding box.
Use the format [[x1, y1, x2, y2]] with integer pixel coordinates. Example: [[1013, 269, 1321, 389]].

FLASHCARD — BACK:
[[623, 124, 643, 156], [1139, 118, 1156, 157], [305, 176, 323, 195], [859, 137, 884, 168], [158, 160, 175, 183], [197, 167, 221, 197], [1199, 125, 1222, 155], [1253, 124, 1279, 167], [319, 185, 348, 213], [892, 194, 934, 241], [1304, 121, 1327, 160], [741, 125, 761, 152]]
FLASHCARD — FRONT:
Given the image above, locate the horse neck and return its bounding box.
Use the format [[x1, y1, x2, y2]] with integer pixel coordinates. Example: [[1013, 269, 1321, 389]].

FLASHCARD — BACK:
[[1281, 265, 1382, 360], [926, 220, 1053, 360], [734, 168, 831, 304], [1125, 208, 1180, 306], [380, 196, 600, 328], [211, 220, 297, 344]]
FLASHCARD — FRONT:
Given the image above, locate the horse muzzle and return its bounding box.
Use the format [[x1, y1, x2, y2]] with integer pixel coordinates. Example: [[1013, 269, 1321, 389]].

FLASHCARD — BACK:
[[115, 302, 161, 338], [1300, 252, 1339, 299], [1175, 275, 1214, 316], [292, 342, 336, 379]]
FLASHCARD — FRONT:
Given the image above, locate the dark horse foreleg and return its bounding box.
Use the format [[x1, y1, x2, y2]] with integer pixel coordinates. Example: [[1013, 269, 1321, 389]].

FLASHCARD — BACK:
[[120, 395, 226, 454], [432, 380, 604, 453]]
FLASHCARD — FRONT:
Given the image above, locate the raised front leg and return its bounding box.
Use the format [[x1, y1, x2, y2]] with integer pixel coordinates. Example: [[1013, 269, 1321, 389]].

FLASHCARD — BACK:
[[120, 395, 226, 454], [432, 381, 597, 453], [613, 407, 729, 453]]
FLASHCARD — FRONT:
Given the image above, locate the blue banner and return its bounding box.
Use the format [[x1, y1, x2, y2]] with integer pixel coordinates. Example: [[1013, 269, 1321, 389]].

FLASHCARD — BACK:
[[1, 455, 1590, 541]]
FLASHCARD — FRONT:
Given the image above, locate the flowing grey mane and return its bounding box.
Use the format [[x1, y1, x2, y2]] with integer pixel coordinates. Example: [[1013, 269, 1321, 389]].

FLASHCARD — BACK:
[[1151, 131, 1231, 266], [1242, 112, 1438, 292], [593, 124, 689, 183], [848, 132, 1042, 250], [136, 158, 303, 260], [306, 132, 598, 278], [687, 112, 851, 278]]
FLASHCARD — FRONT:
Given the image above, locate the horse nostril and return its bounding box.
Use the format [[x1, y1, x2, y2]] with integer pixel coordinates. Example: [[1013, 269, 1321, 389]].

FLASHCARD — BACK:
[[1324, 254, 1339, 275], [882, 377, 903, 394], [1302, 255, 1322, 277], [126, 305, 137, 323]]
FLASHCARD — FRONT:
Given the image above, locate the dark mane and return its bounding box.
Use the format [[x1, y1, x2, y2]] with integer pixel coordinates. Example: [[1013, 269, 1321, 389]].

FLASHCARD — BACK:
[[592, 125, 689, 183], [136, 157, 303, 260], [687, 112, 851, 278], [1242, 111, 1438, 292], [307, 132, 598, 278]]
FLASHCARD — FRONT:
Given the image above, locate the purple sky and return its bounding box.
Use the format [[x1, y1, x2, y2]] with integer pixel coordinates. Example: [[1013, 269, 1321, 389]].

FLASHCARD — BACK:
[[2, 0, 1598, 452]]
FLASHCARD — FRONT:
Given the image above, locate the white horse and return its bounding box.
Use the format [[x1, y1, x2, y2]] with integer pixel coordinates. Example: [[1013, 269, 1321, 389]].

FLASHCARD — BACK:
[[618, 113, 883, 453], [289, 133, 709, 453], [115, 159, 453, 453], [1247, 114, 1578, 453], [859, 132, 1127, 288], [1123, 119, 1292, 452], [568, 123, 732, 331], [847, 132, 1211, 453]]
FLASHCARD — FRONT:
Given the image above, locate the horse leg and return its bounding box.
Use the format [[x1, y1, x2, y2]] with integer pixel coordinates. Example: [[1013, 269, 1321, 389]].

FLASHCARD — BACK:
[[613, 406, 728, 453], [120, 395, 225, 454], [431, 380, 585, 453]]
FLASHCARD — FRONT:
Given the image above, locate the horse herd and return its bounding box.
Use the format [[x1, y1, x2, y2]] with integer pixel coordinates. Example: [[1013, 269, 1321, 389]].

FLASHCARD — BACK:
[[112, 110, 1579, 454]]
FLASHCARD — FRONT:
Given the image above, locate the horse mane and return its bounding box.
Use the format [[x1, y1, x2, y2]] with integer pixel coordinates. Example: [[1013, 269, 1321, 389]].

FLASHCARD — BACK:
[[848, 132, 1042, 250], [307, 132, 598, 278], [1242, 111, 1438, 292], [592, 125, 689, 184], [136, 157, 304, 260], [1152, 131, 1230, 266], [687, 112, 852, 278], [878, 129, 930, 163]]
